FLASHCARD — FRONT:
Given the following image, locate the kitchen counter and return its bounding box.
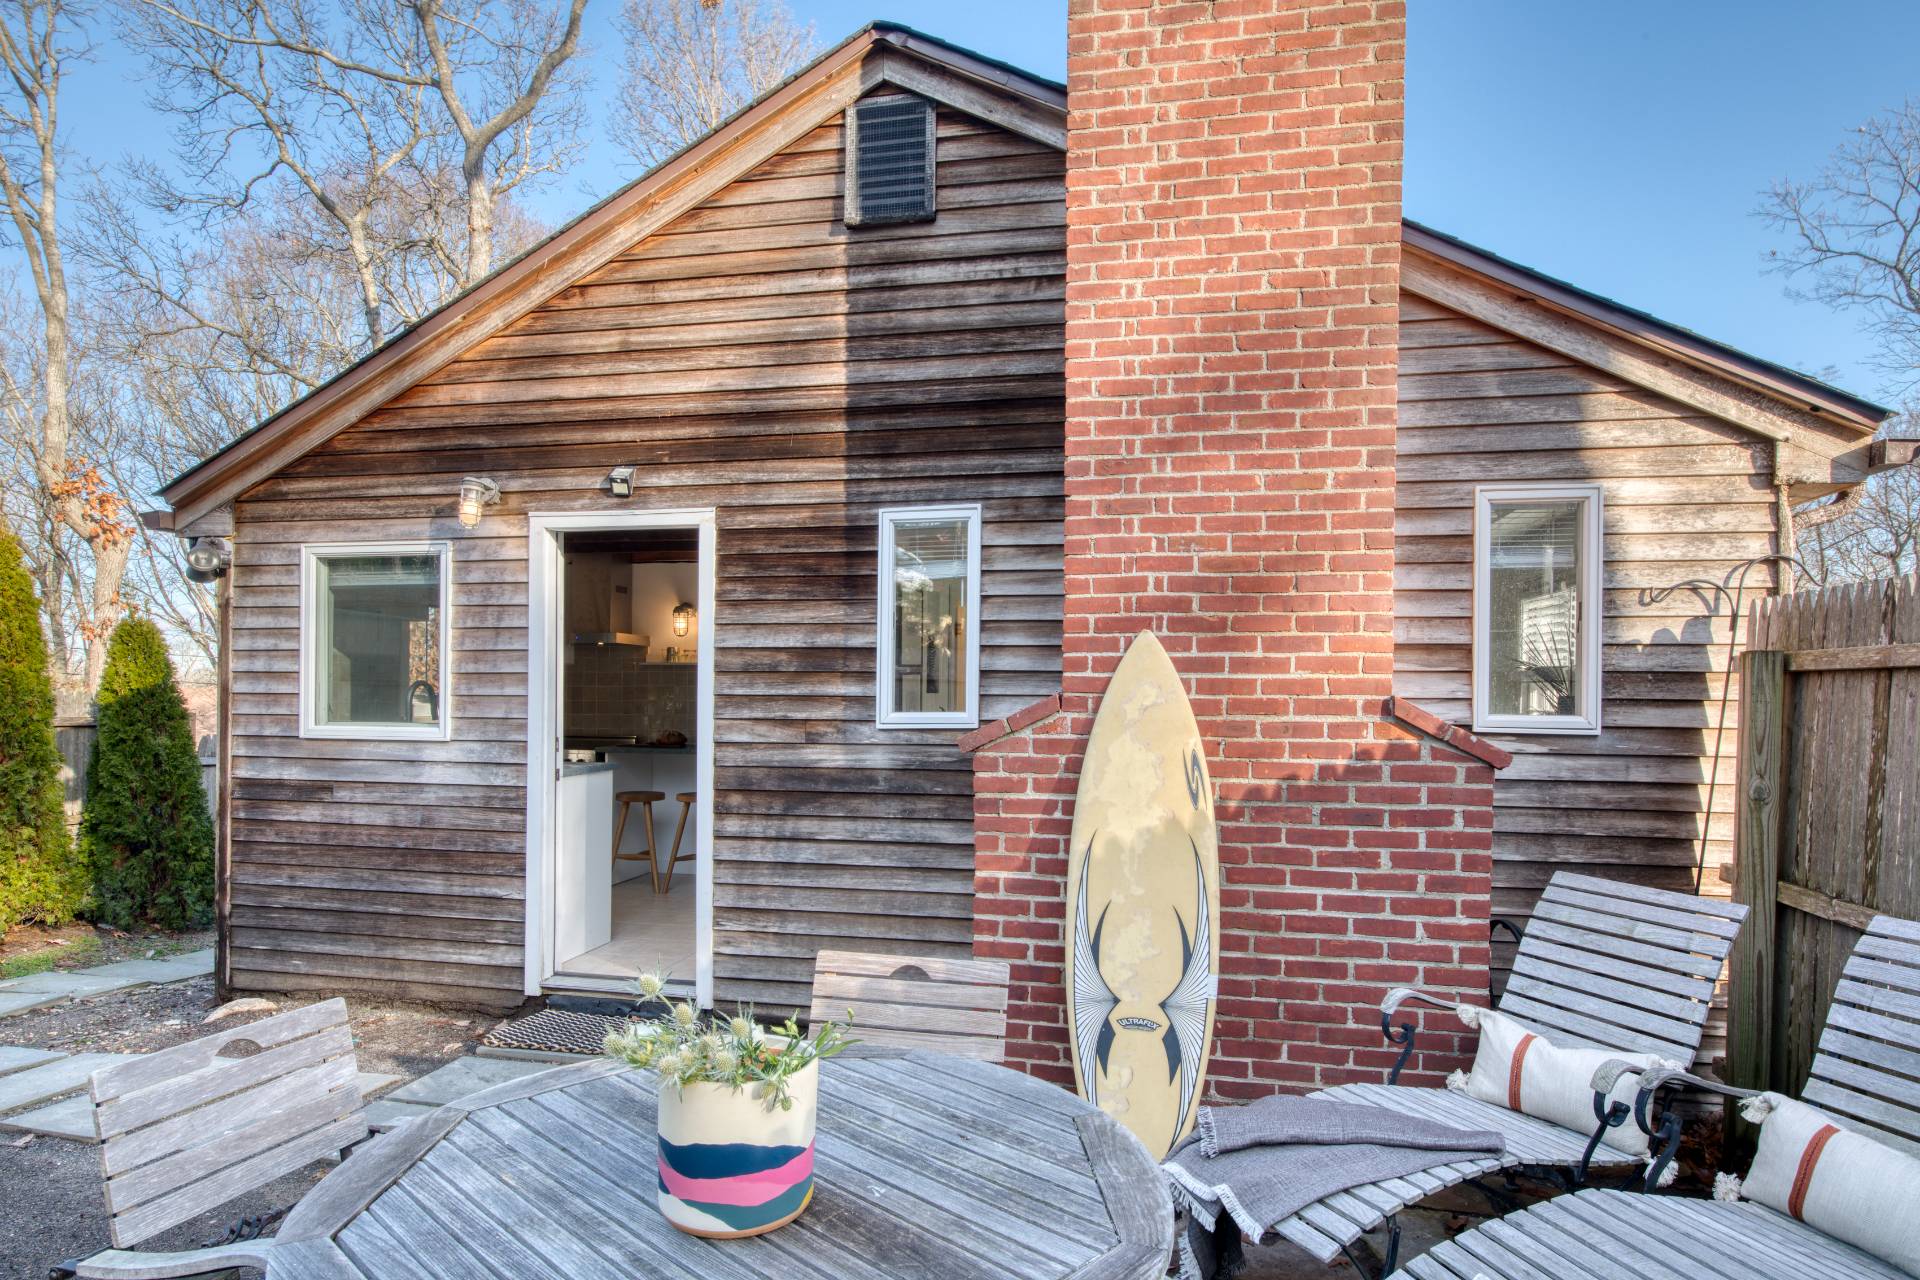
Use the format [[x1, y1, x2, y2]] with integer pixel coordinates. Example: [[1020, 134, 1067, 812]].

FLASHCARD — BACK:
[[561, 761, 615, 777]]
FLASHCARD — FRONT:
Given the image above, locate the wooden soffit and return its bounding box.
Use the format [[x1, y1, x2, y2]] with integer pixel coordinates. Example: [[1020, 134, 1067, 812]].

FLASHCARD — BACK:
[[159, 26, 1067, 529]]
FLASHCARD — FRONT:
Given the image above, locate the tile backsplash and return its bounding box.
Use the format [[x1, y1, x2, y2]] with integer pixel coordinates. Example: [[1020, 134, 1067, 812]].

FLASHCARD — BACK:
[[565, 646, 696, 741]]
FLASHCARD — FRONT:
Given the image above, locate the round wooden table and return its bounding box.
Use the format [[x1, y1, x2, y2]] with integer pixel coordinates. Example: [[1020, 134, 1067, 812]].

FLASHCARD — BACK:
[[265, 1051, 1171, 1279]]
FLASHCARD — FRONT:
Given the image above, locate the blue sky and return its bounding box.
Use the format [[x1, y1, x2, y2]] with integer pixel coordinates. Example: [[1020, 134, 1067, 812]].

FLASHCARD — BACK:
[[48, 1, 1920, 406]]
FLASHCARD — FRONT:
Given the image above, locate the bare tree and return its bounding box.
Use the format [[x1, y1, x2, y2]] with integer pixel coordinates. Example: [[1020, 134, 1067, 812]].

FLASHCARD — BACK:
[[129, 0, 588, 297], [0, 0, 132, 694], [1765, 105, 1920, 586], [1762, 102, 1920, 386], [617, 0, 813, 166]]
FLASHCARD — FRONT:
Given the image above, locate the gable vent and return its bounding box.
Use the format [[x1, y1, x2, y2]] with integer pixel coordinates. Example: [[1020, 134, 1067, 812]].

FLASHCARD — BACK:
[[845, 94, 936, 227]]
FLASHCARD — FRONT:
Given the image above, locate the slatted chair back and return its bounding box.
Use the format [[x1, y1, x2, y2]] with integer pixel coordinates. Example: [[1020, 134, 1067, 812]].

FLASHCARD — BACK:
[[89, 997, 368, 1249], [809, 950, 1011, 1062], [1801, 916, 1920, 1159], [1498, 871, 1747, 1067]]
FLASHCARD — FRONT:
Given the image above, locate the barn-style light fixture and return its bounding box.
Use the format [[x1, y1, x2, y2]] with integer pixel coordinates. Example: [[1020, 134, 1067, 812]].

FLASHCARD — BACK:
[[183, 536, 231, 581], [672, 602, 696, 636], [457, 476, 501, 528]]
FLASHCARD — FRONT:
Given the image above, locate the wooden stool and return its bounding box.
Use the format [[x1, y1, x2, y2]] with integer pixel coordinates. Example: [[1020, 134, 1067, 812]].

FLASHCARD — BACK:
[[613, 790, 666, 893], [662, 791, 697, 892]]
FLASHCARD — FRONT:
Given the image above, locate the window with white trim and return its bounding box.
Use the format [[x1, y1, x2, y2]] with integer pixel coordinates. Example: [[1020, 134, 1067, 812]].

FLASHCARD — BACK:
[[876, 505, 980, 728], [1472, 485, 1603, 735], [300, 542, 452, 740]]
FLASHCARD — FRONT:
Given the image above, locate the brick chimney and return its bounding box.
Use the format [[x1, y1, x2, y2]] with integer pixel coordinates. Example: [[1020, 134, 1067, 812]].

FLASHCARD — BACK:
[[969, 0, 1494, 1094]]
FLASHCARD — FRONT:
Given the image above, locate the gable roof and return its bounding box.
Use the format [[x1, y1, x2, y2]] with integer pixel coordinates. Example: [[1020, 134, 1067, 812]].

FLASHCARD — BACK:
[[1405, 221, 1890, 432], [159, 25, 1890, 531], [157, 23, 1068, 531]]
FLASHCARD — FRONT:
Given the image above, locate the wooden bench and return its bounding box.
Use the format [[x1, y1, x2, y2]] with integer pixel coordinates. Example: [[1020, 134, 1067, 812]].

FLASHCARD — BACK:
[[808, 950, 1012, 1062], [64, 998, 369, 1279]]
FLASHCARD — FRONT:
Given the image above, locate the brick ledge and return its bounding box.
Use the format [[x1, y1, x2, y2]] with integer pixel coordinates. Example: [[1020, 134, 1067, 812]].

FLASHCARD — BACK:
[[1384, 696, 1515, 770], [957, 693, 1063, 754]]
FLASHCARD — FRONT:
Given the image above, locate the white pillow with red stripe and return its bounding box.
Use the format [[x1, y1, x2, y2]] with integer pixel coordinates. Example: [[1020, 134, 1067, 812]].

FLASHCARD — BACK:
[[1447, 1008, 1673, 1156], [1723, 1093, 1920, 1274]]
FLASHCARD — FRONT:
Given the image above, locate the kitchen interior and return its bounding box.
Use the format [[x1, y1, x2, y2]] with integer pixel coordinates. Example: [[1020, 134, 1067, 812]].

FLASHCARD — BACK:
[[552, 528, 700, 988]]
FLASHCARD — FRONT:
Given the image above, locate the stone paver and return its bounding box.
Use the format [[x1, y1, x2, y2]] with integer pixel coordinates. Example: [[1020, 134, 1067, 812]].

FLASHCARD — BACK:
[[384, 1055, 555, 1106], [0, 991, 64, 1019], [0, 1054, 136, 1115], [0, 1094, 96, 1142], [0, 1046, 65, 1077], [355, 1072, 401, 1098], [82, 950, 215, 985], [364, 1099, 439, 1132], [0, 970, 141, 998]]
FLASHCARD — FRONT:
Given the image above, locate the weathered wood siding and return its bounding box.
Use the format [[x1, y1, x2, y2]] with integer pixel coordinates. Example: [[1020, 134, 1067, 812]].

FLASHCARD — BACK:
[[225, 99, 1065, 1008], [1393, 290, 1771, 982]]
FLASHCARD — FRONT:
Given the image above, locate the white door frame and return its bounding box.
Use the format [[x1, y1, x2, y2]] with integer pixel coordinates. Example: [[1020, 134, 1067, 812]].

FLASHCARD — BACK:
[[525, 508, 717, 1007]]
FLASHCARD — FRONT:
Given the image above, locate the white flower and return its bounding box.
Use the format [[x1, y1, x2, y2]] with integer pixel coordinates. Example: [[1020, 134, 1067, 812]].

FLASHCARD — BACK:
[[635, 972, 666, 999], [671, 1001, 697, 1028], [729, 1016, 753, 1039]]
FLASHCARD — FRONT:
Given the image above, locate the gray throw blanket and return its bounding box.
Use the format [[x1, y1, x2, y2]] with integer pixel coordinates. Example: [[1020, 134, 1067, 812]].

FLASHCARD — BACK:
[[1163, 1096, 1506, 1280]]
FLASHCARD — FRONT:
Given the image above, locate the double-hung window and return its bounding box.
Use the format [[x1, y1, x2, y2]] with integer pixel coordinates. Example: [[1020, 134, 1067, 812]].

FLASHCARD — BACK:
[[1472, 484, 1603, 735], [300, 542, 452, 740], [876, 505, 981, 729]]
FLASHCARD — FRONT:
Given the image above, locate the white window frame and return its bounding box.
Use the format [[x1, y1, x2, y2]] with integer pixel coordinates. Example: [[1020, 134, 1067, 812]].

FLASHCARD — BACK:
[[876, 504, 981, 729], [1472, 483, 1603, 736], [299, 541, 453, 741]]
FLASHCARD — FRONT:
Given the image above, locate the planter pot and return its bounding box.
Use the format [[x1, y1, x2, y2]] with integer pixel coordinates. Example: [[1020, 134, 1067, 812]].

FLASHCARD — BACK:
[[654, 1058, 818, 1238]]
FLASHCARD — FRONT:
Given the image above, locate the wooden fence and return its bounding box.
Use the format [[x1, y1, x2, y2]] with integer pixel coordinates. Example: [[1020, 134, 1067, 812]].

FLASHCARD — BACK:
[[53, 719, 218, 831], [1726, 572, 1920, 1100]]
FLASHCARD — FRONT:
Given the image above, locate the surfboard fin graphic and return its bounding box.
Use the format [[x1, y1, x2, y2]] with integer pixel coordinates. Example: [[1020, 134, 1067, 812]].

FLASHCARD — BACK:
[[1158, 839, 1212, 1134], [1071, 843, 1119, 1107]]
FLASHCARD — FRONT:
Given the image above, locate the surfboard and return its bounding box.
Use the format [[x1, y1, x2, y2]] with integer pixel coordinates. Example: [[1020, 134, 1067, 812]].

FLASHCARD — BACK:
[[1064, 629, 1220, 1159]]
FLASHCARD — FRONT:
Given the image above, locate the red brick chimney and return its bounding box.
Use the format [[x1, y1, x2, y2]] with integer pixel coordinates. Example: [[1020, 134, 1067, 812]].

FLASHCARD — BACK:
[[969, 0, 1494, 1094]]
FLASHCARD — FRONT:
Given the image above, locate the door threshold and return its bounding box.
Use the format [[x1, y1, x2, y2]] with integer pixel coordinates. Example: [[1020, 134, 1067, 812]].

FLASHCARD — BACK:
[[543, 972, 694, 1000]]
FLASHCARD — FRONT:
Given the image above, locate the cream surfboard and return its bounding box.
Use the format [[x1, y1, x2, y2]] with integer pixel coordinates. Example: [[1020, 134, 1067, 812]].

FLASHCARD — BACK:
[[1065, 629, 1220, 1159]]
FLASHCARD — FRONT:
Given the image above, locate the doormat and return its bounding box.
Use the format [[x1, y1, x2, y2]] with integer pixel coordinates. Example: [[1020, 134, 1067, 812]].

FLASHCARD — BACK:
[[482, 1008, 639, 1057]]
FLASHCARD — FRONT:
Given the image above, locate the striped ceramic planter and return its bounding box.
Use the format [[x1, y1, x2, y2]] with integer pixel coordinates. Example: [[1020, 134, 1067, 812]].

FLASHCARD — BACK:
[[654, 1059, 818, 1237]]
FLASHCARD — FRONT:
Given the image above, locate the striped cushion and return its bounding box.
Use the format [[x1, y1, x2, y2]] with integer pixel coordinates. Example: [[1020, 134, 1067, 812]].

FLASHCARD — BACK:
[[1738, 1093, 1920, 1275], [1453, 1009, 1671, 1156]]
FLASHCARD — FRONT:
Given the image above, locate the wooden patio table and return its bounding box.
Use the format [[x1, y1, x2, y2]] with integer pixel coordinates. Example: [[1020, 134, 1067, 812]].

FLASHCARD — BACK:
[[262, 1050, 1171, 1280]]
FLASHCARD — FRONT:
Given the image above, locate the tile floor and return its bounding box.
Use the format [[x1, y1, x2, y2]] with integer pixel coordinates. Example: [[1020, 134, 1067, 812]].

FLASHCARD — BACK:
[[558, 875, 695, 983]]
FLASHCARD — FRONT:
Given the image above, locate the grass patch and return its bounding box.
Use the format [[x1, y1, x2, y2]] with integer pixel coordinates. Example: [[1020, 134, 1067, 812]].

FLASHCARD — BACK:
[[0, 933, 101, 979]]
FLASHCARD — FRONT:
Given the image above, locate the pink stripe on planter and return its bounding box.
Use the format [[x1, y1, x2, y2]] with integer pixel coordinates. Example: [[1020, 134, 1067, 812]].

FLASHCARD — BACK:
[[657, 1145, 814, 1206]]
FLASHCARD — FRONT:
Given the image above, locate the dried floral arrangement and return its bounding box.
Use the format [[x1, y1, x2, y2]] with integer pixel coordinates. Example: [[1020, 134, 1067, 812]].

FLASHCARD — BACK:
[[603, 972, 855, 1110]]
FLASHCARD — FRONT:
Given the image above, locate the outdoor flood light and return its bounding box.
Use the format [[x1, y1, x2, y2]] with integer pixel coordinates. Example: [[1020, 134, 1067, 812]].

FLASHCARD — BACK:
[[183, 536, 231, 580], [607, 465, 637, 498], [672, 602, 696, 636], [457, 476, 501, 528]]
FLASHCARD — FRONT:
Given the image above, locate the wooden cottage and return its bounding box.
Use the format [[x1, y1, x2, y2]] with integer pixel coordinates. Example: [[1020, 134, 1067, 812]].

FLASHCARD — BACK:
[[154, 24, 1897, 1015]]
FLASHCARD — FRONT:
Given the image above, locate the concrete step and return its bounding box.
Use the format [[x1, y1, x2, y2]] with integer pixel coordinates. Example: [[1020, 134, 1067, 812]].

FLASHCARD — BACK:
[[0, 991, 66, 1019], [0, 970, 143, 999]]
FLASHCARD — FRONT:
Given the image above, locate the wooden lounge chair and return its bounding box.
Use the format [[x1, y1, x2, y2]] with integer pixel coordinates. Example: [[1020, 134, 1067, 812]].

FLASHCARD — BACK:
[[1391, 914, 1920, 1280], [808, 949, 1011, 1062], [1265, 871, 1747, 1275], [59, 998, 369, 1279]]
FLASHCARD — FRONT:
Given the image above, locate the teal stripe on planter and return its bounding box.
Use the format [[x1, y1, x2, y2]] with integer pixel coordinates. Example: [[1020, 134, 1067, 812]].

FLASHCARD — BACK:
[[665, 1178, 814, 1233], [659, 1138, 809, 1179]]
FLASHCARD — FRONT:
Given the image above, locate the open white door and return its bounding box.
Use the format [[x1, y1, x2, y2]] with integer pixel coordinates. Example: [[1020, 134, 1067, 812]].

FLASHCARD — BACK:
[[525, 509, 716, 1008]]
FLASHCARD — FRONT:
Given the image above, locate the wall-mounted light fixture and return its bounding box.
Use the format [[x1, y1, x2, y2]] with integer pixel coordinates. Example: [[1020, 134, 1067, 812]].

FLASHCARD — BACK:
[[183, 536, 231, 582], [457, 476, 501, 528], [607, 465, 637, 499], [672, 602, 696, 636]]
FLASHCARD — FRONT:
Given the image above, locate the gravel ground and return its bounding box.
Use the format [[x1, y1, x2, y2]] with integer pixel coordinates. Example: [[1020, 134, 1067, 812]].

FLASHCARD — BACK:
[[0, 977, 506, 1280]]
